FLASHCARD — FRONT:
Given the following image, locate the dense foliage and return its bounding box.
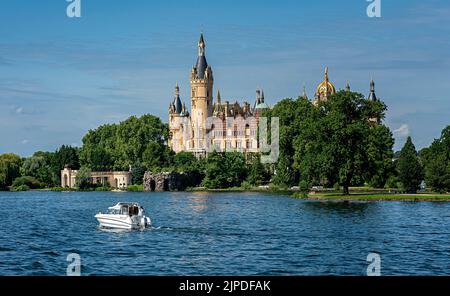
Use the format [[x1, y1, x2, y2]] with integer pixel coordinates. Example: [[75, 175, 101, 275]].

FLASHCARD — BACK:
[[420, 126, 450, 193], [79, 115, 171, 171], [1, 105, 448, 194], [397, 137, 423, 193], [264, 90, 394, 194]]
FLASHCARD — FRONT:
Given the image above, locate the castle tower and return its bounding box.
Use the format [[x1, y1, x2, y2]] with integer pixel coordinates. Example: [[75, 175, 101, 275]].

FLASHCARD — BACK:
[[314, 67, 336, 106], [190, 33, 214, 152], [168, 83, 189, 153], [368, 78, 380, 124], [368, 78, 377, 101]]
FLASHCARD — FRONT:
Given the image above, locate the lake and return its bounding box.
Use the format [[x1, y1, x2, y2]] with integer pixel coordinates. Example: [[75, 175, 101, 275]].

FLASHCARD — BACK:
[[0, 191, 449, 275]]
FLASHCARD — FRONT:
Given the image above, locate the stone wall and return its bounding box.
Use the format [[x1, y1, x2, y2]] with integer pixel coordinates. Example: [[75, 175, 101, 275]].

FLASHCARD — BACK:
[[143, 172, 189, 192]]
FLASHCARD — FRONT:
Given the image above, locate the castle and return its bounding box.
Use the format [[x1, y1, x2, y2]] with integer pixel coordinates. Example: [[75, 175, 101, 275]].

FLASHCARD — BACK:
[[168, 34, 379, 156]]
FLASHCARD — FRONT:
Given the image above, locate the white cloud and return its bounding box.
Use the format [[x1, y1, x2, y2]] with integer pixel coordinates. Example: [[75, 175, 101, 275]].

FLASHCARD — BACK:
[[15, 107, 23, 114], [21, 139, 29, 144], [393, 124, 410, 137]]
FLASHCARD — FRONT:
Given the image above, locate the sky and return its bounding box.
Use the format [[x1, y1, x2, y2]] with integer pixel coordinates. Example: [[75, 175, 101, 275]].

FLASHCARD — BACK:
[[0, 0, 449, 156]]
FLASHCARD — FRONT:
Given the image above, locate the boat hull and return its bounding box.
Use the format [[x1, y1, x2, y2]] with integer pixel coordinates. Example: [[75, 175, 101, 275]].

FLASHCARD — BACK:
[[95, 214, 139, 230]]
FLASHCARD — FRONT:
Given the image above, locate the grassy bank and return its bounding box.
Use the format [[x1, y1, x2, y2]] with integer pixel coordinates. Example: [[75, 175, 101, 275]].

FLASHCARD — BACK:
[[293, 192, 450, 202]]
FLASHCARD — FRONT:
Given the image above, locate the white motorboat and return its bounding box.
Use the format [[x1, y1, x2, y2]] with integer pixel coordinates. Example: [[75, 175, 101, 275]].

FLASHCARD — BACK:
[[95, 202, 151, 230]]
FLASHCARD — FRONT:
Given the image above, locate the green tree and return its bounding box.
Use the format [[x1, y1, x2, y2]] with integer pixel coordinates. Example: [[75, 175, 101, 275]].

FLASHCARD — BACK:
[[272, 154, 294, 188], [130, 162, 145, 185], [365, 125, 395, 188], [225, 152, 247, 187], [173, 152, 204, 186], [421, 126, 450, 193], [246, 154, 267, 186], [0, 154, 22, 189], [202, 151, 228, 189], [76, 166, 92, 190], [21, 156, 45, 177], [50, 145, 80, 186], [397, 137, 423, 193], [79, 114, 169, 171], [12, 176, 41, 190]]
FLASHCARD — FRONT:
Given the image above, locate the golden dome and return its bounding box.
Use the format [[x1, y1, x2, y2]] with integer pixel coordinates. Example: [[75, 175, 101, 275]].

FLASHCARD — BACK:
[[315, 67, 336, 98]]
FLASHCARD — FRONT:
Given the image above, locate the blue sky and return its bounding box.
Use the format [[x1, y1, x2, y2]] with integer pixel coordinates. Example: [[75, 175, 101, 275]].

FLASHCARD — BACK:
[[1, 0, 449, 156]]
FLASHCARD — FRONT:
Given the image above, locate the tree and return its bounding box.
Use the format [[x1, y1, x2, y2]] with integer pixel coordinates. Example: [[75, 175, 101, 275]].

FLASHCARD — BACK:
[[424, 154, 450, 193], [298, 91, 389, 194], [225, 152, 247, 187], [421, 126, 450, 193], [202, 151, 228, 189], [173, 152, 204, 187], [202, 151, 247, 189], [76, 166, 92, 190], [79, 114, 169, 171], [0, 154, 22, 189], [272, 154, 294, 188], [397, 137, 423, 193], [12, 176, 41, 190], [246, 154, 268, 186], [21, 156, 45, 177], [365, 125, 395, 188], [130, 162, 145, 185], [50, 145, 80, 186]]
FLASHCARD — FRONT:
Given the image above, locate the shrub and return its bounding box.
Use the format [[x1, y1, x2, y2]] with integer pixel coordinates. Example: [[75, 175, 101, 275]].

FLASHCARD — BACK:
[[11, 184, 30, 192], [299, 180, 310, 198], [95, 186, 112, 191], [240, 181, 252, 190], [12, 176, 41, 189], [127, 184, 144, 192]]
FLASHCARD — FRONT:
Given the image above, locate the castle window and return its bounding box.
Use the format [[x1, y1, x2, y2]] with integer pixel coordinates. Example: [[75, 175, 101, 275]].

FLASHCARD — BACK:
[[245, 124, 250, 136], [226, 141, 232, 149], [237, 141, 242, 149], [246, 140, 252, 149]]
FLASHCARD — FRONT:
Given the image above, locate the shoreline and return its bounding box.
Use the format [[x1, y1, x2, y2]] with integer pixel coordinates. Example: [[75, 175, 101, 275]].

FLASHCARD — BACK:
[[3, 187, 450, 202]]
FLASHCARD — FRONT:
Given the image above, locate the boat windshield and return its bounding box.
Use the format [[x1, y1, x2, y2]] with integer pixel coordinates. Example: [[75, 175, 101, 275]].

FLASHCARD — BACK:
[[107, 208, 121, 215], [106, 204, 140, 215]]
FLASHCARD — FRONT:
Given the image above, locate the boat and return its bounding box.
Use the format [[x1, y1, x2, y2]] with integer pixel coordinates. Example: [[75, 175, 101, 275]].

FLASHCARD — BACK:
[[95, 202, 151, 230]]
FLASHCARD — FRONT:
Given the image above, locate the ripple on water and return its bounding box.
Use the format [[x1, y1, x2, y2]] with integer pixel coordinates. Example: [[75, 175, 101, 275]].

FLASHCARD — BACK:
[[0, 191, 449, 275]]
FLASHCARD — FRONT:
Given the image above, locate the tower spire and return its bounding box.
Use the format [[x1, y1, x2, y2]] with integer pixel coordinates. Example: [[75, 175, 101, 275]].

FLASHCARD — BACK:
[[368, 78, 377, 101], [345, 82, 351, 91], [198, 32, 205, 56], [217, 89, 221, 104], [302, 84, 308, 99], [175, 82, 180, 96], [324, 67, 329, 82]]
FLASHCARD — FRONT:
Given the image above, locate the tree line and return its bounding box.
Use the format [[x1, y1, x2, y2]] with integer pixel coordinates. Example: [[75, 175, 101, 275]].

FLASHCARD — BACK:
[[0, 91, 449, 193]]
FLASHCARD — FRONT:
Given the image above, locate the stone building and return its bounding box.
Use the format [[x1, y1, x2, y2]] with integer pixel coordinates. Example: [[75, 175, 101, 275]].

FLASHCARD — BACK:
[[61, 166, 131, 189], [168, 34, 268, 157]]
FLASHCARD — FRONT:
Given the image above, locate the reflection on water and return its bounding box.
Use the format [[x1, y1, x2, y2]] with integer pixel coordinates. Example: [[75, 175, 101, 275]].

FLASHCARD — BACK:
[[0, 191, 449, 275]]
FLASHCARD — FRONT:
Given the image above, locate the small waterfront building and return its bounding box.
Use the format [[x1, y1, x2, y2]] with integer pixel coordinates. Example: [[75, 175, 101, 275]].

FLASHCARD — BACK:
[[61, 166, 131, 189]]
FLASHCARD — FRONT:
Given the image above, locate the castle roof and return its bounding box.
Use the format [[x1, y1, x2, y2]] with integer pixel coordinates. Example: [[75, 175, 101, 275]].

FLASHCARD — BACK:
[[194, 33, 208, 79]]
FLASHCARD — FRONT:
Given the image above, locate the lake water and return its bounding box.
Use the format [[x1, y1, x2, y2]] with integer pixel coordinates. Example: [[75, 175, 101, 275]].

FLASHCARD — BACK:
[[0, 191, 449, 275]]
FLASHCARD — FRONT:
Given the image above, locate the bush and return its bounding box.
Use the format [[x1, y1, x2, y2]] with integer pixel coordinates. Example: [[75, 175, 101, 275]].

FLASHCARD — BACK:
[[299, 180, 310, 198], [12, 176, 41, 189], [11, 184, 30, 192], [240, 181, 252, 190], [333, 182, 341, 191], [127, 184, 144, 192], [95, 186, 112, 191]]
